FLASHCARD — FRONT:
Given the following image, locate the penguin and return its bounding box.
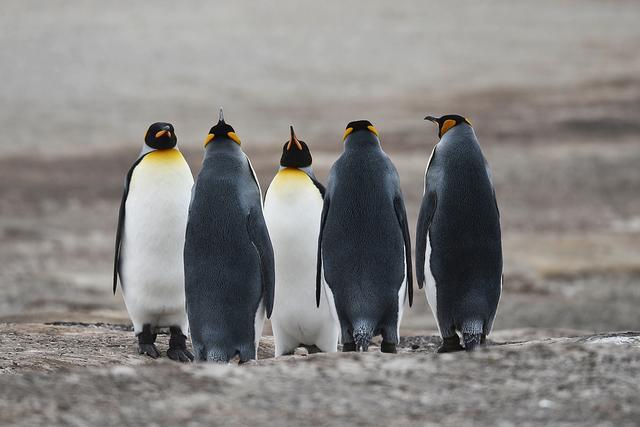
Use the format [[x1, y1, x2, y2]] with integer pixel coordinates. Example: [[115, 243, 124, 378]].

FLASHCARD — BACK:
[[113, 122, 194, 362], [316, 120, 413, 353], [264, 126, 340, 356], [184, 109, 275, 363], [416, 114, 502, 352]]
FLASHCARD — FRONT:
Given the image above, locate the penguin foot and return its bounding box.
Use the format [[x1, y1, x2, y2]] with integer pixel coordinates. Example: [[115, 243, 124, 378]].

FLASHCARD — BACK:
[[167, 327, 194, 363], [304, 345, 322, 354], [436, 335, 464, 353], [341, 342, 356, 352], [380, 341, 397, 354], [167, 347, 194, 363], [137, 324, 159, 358], [138, 343, 161, 359]]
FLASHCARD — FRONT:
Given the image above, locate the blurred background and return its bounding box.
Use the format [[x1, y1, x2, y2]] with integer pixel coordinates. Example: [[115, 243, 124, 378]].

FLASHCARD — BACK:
[[1, 0, 639, 334]]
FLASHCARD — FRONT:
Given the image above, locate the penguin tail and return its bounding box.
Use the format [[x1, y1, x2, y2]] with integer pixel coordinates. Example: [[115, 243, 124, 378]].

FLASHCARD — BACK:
[[352, 320, 375, 352], [206, 348, 236, 363], [461, 319, 485, 352]]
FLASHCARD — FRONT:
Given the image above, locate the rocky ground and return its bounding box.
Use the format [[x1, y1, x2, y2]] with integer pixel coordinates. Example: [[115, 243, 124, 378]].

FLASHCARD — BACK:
[[1, 323, 639, 426]]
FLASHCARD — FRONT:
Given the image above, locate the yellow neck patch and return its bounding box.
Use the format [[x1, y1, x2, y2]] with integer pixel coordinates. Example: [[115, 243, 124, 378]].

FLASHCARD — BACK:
[[143, 148, 183, 164], [270, 167, 312, 194], [343, 127, 353, 140]]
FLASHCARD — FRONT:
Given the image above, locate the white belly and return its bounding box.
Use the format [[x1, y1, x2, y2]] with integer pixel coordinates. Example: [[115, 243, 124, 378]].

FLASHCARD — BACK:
[[264, 169, 339, 346], [120, 149, 193, 333], [423, 234, 441, 335], [396, 249, 408, 338]]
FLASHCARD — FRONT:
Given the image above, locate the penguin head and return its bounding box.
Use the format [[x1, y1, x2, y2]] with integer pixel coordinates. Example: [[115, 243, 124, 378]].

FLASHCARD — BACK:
[[424, 114, 472, 139], [343, 120, 380, 142], [204, 108, 241, 147], [280, 126, 312, 168], [144, 122, 177, 149]]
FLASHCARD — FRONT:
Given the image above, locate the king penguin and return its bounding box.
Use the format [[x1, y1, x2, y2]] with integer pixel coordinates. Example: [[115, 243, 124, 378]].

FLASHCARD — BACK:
[[113, 122, 194, 362], [264, 126, 340, 356], [416, 114, 502, 352], [316, 120, 413, 353], [184, 109, 275, 363]]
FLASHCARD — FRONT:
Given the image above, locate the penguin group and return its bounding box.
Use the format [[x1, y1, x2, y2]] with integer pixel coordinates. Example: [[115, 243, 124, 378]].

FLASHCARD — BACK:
[[113, 109, 502, 363]]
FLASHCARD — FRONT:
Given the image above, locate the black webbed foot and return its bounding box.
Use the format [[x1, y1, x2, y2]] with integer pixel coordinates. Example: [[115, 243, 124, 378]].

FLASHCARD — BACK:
[[437, 335, 464, 353], [167, 347, 194, 362], [138, 343, 161, 358], [167, 326, 194, 363], [304, 345, 322, 354], [342, 342, 356, 352], [137, 324, 160, 358], [380, 341, 397, 353]]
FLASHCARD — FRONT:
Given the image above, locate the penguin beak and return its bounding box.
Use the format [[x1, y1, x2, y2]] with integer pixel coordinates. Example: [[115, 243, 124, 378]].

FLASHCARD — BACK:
[[424, 116, 439, 124], [155, 126, 172, 139], [287, 126, 303, 151]]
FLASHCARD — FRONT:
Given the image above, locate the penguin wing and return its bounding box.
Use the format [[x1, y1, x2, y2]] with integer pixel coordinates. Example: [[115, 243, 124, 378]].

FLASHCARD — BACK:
[[245, 154, 264, 205], [316, 195, 330, 307], [113, 154, 148, 294], [484, 159, 500, 218], [415, 146, 440, 290], [393, 195, 414, 307], [309, 176, 326, 198], [247, 208, 275, 318]]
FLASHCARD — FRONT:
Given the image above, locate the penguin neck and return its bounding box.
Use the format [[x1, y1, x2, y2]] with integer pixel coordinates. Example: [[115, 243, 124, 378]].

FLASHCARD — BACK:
[[439, 124, 477, 149], [140, 143, 156, 157], [139, 144, 178, 157], [204, 138, 242, 159], [279, 165, 316, 179], [344, 133, 382, 152]]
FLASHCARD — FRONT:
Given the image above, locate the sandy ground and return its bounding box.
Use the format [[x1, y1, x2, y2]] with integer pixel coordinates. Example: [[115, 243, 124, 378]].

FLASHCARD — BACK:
[[1, 323, 640, 426], [1, 1, 640, 426]]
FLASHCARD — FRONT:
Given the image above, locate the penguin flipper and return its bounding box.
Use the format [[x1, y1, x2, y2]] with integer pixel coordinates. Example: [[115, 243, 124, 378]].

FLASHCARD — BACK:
[[247, 209, 275, 318], [245, 155, 264, 205], [309, 176, 326, 198], [316, 196, 330, 307], [415, 191, 437, 290], [113, 154, 148, 294], [393, 195, 413, 307], [484, 159, 500, 218]]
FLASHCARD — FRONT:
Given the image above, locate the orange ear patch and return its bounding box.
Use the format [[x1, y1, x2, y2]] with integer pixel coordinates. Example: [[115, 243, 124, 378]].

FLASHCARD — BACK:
[[440, 119, 457, 137], [204, 133, 215, 147], [343, 127, 353, 140], [227, 132, 241, 145], [367, 125, 379, 137]]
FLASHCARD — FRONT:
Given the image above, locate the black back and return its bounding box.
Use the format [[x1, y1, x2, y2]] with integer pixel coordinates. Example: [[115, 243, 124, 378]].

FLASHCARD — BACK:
[[317, 125, 412, 346], [184, 134, 274, 362], [416, 123, 502, 336]]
